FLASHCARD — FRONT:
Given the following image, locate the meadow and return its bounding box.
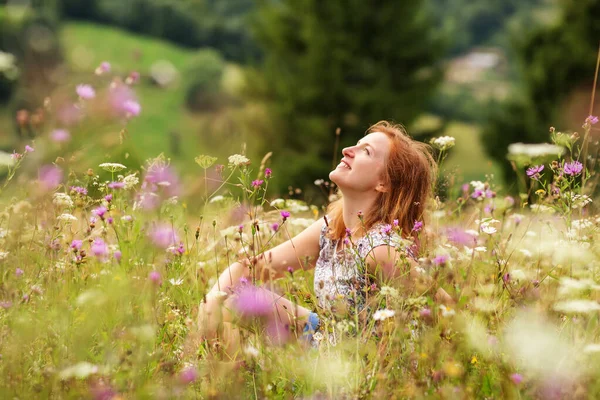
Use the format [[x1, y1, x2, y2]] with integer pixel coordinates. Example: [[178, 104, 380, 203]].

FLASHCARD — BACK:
[[1, 52, 600, 399]]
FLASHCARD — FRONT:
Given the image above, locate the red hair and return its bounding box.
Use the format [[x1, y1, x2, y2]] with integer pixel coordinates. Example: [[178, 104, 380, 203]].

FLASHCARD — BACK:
[[326, 121, 437, 241]]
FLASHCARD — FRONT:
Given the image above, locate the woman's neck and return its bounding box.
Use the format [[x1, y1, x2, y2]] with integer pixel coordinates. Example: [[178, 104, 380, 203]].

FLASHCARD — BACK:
[[341, 191, 379, 235]]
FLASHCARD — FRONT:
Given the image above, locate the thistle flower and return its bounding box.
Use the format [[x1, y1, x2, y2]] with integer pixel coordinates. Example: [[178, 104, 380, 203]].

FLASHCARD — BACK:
[[526, 165, 544, 178], [122, 100, 141, 118], [38, 165, 63, 190], [235, 285, 272, 317], [412, 220, 423, 232], [149, 271, 161, 285], [108, 181, 125, 189], [585, 115, 598, 125], [179, 367, 198, 385], [95, 61, 111, 75], [380, 224, 392, 236], [71, 240, 83, 250], [280, 210, 290, 221], [91, 239, 108, 259], [148, 224, 179, 249]]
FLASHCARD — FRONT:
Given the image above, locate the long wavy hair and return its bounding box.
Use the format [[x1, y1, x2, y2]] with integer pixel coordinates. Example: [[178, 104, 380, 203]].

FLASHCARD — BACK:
[[326, 121, 437, 241]]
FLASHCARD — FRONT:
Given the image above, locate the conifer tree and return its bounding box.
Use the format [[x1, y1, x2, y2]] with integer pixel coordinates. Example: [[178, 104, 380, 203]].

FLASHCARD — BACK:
[[247, 0, 445, 190]]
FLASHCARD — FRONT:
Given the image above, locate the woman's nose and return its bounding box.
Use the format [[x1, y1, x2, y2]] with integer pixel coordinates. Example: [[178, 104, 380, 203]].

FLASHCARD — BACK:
[[342, 146, 355, 157]]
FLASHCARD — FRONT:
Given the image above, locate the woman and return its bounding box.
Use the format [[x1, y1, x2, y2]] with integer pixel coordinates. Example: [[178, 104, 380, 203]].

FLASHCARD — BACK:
[[199, 121, 450, 351]]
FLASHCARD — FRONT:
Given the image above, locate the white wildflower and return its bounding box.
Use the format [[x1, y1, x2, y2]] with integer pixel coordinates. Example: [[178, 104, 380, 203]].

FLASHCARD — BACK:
[[470, 181, 486, 192], [568, 194, 592, 209], [0, 251, 8, 260], [584, 344, 600, 354], [122, 174, 139, 190], [286, 199, 309, 213], [228, 154, 250, 167], [169, 278, 184, 286], [59, 362, 99, 380], [440, 304, 455, 317], [380, 286, 399, 298], [53, 193, 73, 208], [480, 219, 499, 235], [270, 198, 285, 208], [431, 136, 456, 151], [464, 229, 479, 237], [244, 345, 260, 357], [373, 309, 395, 321], [57, 213, 77, 222], [121, 215, 133, 222], [165, 196, 178, 205], [289, 218, 316, 229], [98, 162, 127, 172], [553, 300, 600, 313], [530, 204, 555, 214], [507, 142, 565, 158]]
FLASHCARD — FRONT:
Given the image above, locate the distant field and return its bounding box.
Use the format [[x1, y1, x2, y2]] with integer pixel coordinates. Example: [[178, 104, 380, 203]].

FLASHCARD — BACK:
[[440, 122, 504, 188]]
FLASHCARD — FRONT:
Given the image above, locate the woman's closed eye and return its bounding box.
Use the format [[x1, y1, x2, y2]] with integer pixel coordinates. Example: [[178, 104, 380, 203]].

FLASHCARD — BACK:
[[364, 147, 370, 155]]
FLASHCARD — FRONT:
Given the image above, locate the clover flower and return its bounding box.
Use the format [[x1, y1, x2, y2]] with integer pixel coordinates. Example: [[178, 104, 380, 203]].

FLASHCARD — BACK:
[[265, 168, 272, 178]]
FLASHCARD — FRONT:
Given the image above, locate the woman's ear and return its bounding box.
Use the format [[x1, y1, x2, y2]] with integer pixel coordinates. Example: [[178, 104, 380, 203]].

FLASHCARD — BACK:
[[375, 183, 388, 193]]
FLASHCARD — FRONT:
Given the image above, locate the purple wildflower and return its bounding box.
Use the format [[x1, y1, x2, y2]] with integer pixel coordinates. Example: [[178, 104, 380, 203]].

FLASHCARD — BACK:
[[393, 219, 399, 228], [71, 186, 88, 195], [122, 100, 141, 117], [114, 250, 122, 262], [563, 160, 583, 176], [433, 254, 449, 266], [76, 84, 96, 100], [126, 71, 140, 85], [0, 301, 12, 309], [280, 210, 290, 221], [586, 115, 598, 125], [91, 238, 108, 259], [252, 179, 264, 188], [92, 206, 108, 219], [57, 103, 83, 126], [95, 61, 111, 75], [419, 308, 432, 318], [149, 271, 161, 285], [235, 285, 272, 317], [271, 223, 279, 232], [381, 224, 392, 236], [108, 181, 125, 189], [11, 151, 22, 160], [505, 196, 515, 207], [446, 228, 476, 246], [38, 165, 63, 190], [25, 145, 34, 153], [287, 266, 294, 275], [412, 220, 423, 232], [526, 165, 544, 178], [71, 240, 83, 250], [15, 268, 23, 277], [265, 168, 272, 178], [148, 224, 179, 249], [104, 194, 113, 202], [503, 273, 511, 284], [510, 373, 523, 385], [179, 367, 198, 385], [107, 217, 113, 225], [50, 129, 71, 143]]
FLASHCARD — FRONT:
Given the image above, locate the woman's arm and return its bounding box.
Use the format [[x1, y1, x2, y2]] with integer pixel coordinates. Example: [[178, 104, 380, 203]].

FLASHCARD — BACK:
[[208, 218, 324, 293]]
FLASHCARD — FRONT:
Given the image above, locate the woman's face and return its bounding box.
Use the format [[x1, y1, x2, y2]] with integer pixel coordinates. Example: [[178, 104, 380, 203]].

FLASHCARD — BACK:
[[329, 131, 391, 193]]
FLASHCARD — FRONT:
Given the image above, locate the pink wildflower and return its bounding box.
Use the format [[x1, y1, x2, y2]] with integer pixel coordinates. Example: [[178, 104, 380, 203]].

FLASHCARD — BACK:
[[526, 164, 544, 178], [92, 206, 108, 219], [412, 220, 423, 232], [270, 223, 279, 232], [252, 179, 263, 188], [586, 115, 598, 125], [38, 165, 63, 190], [380, 224, 392, 236], [433, 254, 449, 266], [265, 168, 272, 178], [149, 270, 161, 285], [510, 373, 523, 385], [148, 224, 179, 249], [91, 238, 108, 258], [113, 250, 122, 262], [122, 100, 141, 117], [95, 61, 111, 75], [76, 84, 96, 100], [235, 285, 272, 317], [25, 145, 34, 153], [563, 160, 583, 176], [126, 71, 140, 85], [15, 268, 23, 277], [50, 129, 71, 143], [70, 186, 87, 195], [108, 181, 125, 189], [71, 240, 83, 250], [104, 194, 113, 202], [280, 210, 290, 221], [179, 367, 198, 385]]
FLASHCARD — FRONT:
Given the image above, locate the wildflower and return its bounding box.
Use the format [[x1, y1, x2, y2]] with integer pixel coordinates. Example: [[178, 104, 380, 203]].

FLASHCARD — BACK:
[[25, 145, 34, 152], [113, 250, 121, 262], [169, 278, 184, 286], [373, 308, 395, 321], [252, 179, 264, 188], [235, 285, 272, 317], [1, 301, 12, 309], [104, 194, 113, 202], [280, 210, 290, 221], [433, 254, 449, 266], [71, 240, 82, 250], [271, 223, 279, 232], [287, 266, 293, 275], [95, 61, 111, 75], [149, 271, 161, 285], [585, 115, 598, 125], [380, 286, 399, 298], [53, 193, 74, 208], [480, 218, 499, 235], [11, 151, 22, 160], [76, 84, 96, 100], [70, 186, 88, 196], [91, 238, 108, 259], [179, 367, 198, 385], [412, 220, 423, 232], [0, 251, 8, 260], [99, 163, 127, 172], [57, 213, 77, 222], [228, 154, 250, 167], [265, 168, 272, 178], [563, 160, 583, 176], [553, 300, 600, 313], [50, 129, 70, 142], [125, 71, 139, 85], [507, 143, 564, 158], [38, 165, 63, 190], [123, 100, 141, 117], [108, 181, 125, 189], [526, 164, 544, 178], [380, 224, 392, 236], [503, 273, 511, 284], [15, 268, 23, 277], [505, 196, 515, 207], [148, 224, 179, 249], [440, 304, 455, 317], [510, 373, 523, 385], [420, 308, 432, 318], [122, 174, 139, 190], [92, 206, 108, 219], [121, 215, 133, 222], [431, 136, 456, 151]]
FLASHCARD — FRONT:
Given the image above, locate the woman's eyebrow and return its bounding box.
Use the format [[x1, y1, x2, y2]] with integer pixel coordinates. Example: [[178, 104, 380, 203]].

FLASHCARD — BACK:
[[357, 139, 375, 153]]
